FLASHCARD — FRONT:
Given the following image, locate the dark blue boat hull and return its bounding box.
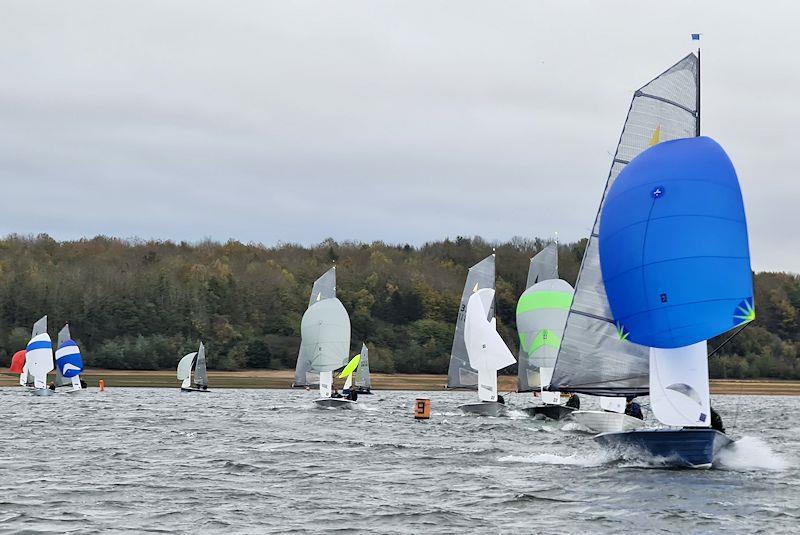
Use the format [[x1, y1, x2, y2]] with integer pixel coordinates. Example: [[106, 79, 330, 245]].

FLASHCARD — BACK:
[[594, 428, 733, 469]]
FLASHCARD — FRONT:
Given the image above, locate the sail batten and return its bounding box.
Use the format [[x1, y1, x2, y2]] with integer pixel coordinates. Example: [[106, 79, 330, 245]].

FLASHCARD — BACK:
[[446, 255, 495, 390], [549, 53, 699, 395]]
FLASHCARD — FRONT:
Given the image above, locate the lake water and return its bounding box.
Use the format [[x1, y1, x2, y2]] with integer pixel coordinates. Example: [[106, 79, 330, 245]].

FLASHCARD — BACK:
[[0, 388, 797, 534]]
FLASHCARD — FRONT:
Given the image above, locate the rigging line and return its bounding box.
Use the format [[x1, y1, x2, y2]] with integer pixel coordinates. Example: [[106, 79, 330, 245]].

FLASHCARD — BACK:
[[708, 321, 751, 359]]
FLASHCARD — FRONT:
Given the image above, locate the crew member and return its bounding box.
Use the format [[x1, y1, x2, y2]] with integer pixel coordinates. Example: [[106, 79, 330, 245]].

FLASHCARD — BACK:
[[565, 393, 580, 409], [625, 396, 644, 420]]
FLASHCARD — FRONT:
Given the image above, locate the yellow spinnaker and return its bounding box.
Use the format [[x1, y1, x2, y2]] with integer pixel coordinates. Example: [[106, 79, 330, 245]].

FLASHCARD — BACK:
[[649, 125, 661, 147], [338, 354, 361, 378]]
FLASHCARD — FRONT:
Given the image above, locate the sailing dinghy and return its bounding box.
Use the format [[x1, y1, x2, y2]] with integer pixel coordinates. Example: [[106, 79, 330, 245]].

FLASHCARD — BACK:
[[177, 342, 210, 392], [295, 279, 352, 408], [353, 343, 372, 394], [593, 133, 750, 468], [26, 316, 54, 396], [292, 267, 336, 389], [446, 255, 495, 391], [53, 324, 85, 393], [459, 288, 516, 416], [515, 245, 577, 420]]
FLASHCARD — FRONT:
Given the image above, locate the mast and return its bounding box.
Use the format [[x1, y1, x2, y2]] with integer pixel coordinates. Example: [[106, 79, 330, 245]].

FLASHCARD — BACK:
[[696, 47, 701, 136]]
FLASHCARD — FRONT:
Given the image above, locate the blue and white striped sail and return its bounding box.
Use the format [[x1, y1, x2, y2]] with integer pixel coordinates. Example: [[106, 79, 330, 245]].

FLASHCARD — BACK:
[[26, 316, 54, 390], [55, 324, 84, 391]]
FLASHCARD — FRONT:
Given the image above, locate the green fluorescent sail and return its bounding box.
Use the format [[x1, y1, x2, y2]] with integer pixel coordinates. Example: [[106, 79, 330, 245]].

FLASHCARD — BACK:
[[526, 329, 561, 355], [339, 354, 361, 378], [516, 291, 573, 315]]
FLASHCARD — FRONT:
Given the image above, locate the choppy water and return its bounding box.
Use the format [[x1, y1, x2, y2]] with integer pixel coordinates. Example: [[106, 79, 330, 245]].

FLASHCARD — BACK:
[[0, 388, 797, 534]]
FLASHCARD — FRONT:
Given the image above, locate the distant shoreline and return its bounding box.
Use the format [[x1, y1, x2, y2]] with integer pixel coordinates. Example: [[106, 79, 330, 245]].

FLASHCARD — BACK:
[[3, 368, 800, 395]]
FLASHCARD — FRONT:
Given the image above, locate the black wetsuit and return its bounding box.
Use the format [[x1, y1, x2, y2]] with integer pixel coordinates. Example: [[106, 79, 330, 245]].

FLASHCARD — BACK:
[[710, 407, 725, 433], [565, 394, 580, 409], [626, 402, 644, 420]]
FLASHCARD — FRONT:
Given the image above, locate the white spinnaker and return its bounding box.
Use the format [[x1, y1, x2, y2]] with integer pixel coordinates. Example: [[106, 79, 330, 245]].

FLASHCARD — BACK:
[[319, 371, 333, 398], [600, 397, 626, 413], [27, 333, 54, 389], [464, 289, 516, 402], [649, 341, 711, 427], [177, 352, 196, 385]]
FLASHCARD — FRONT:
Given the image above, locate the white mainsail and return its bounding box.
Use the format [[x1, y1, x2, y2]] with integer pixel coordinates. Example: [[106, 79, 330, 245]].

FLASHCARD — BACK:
[[464, 288, 516, 402], [301, 297, 351, 398], [294, 267, 336, 387]]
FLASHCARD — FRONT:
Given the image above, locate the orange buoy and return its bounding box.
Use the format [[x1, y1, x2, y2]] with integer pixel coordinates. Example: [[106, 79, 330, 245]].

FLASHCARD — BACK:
[[99, 379, 105, 392], [414, 398, 431, 420]]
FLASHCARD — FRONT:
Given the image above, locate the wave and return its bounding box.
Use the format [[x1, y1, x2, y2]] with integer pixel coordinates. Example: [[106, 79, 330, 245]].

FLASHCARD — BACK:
[[716, 436, 788, 471], [498, 451, 614, 467]]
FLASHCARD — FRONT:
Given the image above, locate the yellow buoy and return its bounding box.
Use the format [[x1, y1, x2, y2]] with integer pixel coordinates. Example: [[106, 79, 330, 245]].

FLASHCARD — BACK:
[[414, 398, 431, 420], [99, 379, 105, 392]]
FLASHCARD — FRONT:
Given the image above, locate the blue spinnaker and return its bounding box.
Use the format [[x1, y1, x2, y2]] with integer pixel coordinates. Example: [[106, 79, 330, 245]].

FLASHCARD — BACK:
[[55, 339, 84, 378], [598, 136, 754, 349]]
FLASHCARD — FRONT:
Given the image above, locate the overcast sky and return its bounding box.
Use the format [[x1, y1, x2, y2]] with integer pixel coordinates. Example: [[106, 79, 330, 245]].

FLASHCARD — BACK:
[[0, 1, 796, 271]]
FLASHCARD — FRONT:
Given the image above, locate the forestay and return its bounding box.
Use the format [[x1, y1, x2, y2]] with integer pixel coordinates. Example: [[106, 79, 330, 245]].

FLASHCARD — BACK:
[[464, 288, 516, 402], [549, 53, 699, 396], [294, 267, 337, 387], [649, 341, 711, 427], [447, 255, 495, 389]]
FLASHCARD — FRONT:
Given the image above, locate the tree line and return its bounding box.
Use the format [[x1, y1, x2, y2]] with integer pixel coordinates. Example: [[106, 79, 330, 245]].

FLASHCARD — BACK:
[[0, 234, 798, 379]]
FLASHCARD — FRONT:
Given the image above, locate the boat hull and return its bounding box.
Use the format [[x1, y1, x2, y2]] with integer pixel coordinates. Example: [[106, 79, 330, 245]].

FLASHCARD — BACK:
[[32, 388, 54, 397], [570, 410, 646, 433], [459, 401, 507, 417], [313, 398, 356, 409], [523, 404, 575, 420], [594, 428, 733, 469], [181, 387, 211, 393]]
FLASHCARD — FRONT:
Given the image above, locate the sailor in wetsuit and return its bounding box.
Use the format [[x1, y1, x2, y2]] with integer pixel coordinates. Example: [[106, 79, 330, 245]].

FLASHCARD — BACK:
[[497, 394, 505, 405], [625, 396, 644, 420], [347, 388, 358, 402], [565, 393, 580, 409], [710, 406, 725, 433]]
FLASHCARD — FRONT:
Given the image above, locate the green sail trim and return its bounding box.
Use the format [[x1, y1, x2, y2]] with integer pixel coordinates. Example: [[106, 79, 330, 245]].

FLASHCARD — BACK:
[[520, 329, 561, 356], [338, 354, 361, 378], [516, 291, 573, 315]]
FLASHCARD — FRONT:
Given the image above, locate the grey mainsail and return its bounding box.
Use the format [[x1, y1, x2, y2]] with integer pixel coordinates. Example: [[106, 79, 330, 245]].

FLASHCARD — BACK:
[[294, 267, 336, 386], [549, 53, 699, 396], [194, 342, 208, 388], [446, 254, 495, 389], [517, 244, 559, 391], [354, 342, 371, 390], [54, 324, 72, 387], [303, 298, 351, 372], [527, 243, 558, 287]]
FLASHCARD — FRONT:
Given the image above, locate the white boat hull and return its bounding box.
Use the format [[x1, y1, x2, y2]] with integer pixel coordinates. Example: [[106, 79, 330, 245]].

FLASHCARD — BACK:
[[459, 401, 507, 417], [569, 410, 646, 433], [313, 397, 356, 409], [31, 388, 54, 397]]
